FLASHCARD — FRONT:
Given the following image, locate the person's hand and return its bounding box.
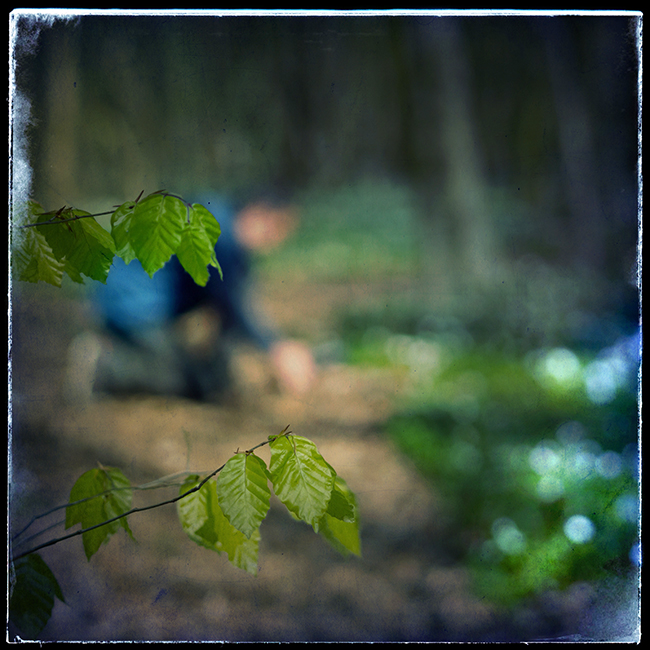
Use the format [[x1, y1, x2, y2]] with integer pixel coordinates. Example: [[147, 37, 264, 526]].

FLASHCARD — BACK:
[[269, 339, 317, 395]]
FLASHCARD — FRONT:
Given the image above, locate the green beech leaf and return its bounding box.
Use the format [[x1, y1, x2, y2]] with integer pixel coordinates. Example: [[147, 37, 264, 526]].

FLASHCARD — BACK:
[[177, 475, 209, 543], [316, 477, 362, 557], [269, 435, 335, 527], [65, 467, 134, 560], [324, 477, 355, 523], [215, 516, 260, 576], [177, 476, 260, 575], [14, 201, 114, 285], [124, 193, 186, 276], [18, 194, 222, 288], [9, 553, 65, 639], [176, 203, 222, 286], [35, 209, 115, 283], [110, 200, 139, 263], [68, 215, 115, 283], [216, 453, 271, 539], [14, 227, 65, 287], [12, 202, 59, 284]]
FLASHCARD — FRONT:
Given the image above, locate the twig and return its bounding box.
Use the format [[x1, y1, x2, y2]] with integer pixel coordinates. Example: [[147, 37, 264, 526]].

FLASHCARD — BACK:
[[18, 211, 115, 228], [9, 431, 286, 562], [11, 470, 205, 544], [17, 191, 191, 229], [10, 462, 226, 562]]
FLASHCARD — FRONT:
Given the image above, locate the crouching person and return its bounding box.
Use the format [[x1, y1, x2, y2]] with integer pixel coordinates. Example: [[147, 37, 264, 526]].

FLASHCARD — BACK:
[[66, 193, 316, 403]]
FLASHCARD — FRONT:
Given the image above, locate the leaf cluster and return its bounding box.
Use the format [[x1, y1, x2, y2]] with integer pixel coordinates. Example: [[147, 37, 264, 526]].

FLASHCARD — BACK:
[[179, 432, 361, 575], [10, 191, 361, 639], [13, 191, 222, 287], [9, 428, 361, 639]]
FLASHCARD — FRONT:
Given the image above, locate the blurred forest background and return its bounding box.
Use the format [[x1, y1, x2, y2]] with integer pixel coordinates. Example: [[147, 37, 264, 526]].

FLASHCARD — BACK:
[[10, 11, 641, 642]]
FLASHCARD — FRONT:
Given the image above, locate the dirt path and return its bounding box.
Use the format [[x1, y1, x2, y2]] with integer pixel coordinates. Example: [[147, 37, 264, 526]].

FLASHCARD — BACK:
[[10, 281, 605, 641]]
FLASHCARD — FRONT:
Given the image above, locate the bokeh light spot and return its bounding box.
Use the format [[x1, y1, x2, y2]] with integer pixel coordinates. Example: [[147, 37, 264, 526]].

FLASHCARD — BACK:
[[596, 451, 623, 479], [563, 515, 595, 544], [529, 442, 561, 475], [536, 475, 565, 502], [543, 348, 581, 385], [614, 493, 639, 524], [583, 359, 618, 404], [492, 518, 526, 555]]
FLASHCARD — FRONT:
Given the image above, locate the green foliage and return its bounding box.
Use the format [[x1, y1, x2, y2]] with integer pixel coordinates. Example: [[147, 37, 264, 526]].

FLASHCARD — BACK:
[[13, 191, 222, 288], [10, 429, 361, 638], [10, 189, 361, 639], [39, 208, 116, 283], [65, 466, 134, 560], [268, 434, 336, 528], [363, 334, 639, 605], [216, 452, 271, 539], [9, 553, 65, 640], [178, 475, 262, 576], [316, 477, 361, 557], [331, 301, 638, 604], [177, 430, 361, 576], [14, 225, 67, 287], [175, 203, 223, 284]]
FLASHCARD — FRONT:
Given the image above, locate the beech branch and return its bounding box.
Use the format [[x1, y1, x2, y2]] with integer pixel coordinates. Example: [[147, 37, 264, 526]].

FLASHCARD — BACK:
[[17, 191, 190, 229], [9, 431, 288, 563]]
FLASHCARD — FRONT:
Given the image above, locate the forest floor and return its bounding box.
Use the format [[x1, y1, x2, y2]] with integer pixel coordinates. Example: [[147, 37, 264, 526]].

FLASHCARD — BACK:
[[9, 279, 637, 642]]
